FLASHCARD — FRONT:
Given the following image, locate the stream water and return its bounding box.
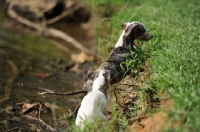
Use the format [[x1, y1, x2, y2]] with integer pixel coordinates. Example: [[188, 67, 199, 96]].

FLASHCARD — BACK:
[[0, 18, 95, 131], [0, 0, 102, 130]]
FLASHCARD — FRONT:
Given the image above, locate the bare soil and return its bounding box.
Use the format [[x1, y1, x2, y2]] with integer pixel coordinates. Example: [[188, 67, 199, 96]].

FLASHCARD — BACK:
[[125, 100, 174, 132]]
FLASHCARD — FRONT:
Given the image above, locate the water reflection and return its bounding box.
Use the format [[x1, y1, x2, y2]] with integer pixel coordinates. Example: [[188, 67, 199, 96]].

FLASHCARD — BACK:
[[0, 28, 87, 131]]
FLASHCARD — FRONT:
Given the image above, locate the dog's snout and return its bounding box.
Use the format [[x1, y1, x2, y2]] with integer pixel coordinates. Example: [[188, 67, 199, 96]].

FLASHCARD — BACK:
[[139, 32, 153, 41]]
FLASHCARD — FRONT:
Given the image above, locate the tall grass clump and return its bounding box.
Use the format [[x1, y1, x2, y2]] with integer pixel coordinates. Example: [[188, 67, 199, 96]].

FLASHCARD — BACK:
[[137, 0, 199, 131], [106, 0, 200, 131]]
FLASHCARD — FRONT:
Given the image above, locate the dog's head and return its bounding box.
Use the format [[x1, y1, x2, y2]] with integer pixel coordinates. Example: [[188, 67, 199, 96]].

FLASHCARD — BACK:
[[122, 21, 153, 41], [87, 70, 110, 91]]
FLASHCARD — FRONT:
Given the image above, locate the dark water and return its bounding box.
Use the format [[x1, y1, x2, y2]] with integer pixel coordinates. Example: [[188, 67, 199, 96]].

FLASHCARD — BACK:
[[0, 25, 93, 131], [0, 0, 98, 130]]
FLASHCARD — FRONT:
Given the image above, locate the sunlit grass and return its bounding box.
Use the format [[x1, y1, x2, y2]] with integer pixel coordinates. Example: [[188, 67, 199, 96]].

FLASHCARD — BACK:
[[83, 0, 200, 131]]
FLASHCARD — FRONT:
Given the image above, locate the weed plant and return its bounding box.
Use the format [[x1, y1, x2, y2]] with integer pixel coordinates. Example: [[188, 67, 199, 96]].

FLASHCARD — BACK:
[[120, 43, 150, 78]]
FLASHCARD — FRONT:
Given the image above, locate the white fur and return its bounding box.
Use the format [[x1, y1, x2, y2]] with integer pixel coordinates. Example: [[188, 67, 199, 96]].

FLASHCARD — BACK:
[[114, 29, 126, 48], [75, 70, 108, 130]]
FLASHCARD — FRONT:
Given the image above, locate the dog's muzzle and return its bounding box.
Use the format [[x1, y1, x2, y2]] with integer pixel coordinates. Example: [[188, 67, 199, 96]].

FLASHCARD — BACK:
[[144, 32, 153, 41], [138, 32, 153, 41]]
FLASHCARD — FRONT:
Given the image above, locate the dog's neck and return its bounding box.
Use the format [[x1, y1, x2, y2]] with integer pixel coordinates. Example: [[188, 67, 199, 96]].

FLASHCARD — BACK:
[[92, 85, 104, 92], [92, 76, 107, 96], [115, 31, 135, 48], [122, 35, 135, 48], [115, 30, 125, 48], [92, 75, 106, 91], [92, 85, 107, 97]]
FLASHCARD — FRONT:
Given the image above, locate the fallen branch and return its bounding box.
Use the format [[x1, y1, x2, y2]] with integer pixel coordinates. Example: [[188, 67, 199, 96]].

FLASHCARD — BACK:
[[46, 4, 82, 25], [46, 28, 92, 54], [0, 60, 19, 103], [128, 115, 149, 125], [67, 103, 80, 118], [7, 1, 41, 31], [49, 39, 70, 53], [37, 87, 54, 93], [7, 0, 92, 55], [5, 127, 23, 132], [38, 87, 87, 95], [37, 86, 84, 118], [38, 90, 87, 95], [24, 115, 56, 132], [113, 83, 142, 88]]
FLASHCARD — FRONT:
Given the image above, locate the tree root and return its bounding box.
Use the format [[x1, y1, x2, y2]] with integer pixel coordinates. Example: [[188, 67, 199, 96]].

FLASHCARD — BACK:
[[46, 4, 82, 25], [7, 0, 92, 55]]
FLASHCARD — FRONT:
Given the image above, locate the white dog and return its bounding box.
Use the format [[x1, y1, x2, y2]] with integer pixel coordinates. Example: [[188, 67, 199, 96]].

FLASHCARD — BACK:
[[75, 70, 110, 130]]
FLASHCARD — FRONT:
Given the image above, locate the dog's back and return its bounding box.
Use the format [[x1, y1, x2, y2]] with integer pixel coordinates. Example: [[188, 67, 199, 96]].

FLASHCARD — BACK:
[[75, 91, 107, 130], [75, 70, 110, 130], [82, 21, 153, 92]]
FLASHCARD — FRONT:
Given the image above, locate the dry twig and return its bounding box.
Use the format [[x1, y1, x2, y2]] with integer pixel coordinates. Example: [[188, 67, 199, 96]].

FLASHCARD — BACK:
[[113, 83, 142, 88], [37, 86, 85, 118], [24, 115, 56, 132], [67, 105, 80, 118], [5, 127, 23, 132], [46, 28, 91, 54], [46, 4, 82, 25], [38, 87, 87, 95], [128, 115, 149, 125], [38, 103, 42, 120], [113, 87, 128, 109]]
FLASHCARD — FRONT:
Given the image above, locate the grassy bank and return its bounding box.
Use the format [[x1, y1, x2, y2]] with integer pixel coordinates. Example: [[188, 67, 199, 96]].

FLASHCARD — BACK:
[[85, 0, 200, 131]]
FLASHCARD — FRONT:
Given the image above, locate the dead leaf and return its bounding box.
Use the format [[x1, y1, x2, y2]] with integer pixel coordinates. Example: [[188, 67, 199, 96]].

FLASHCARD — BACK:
[[5, 106, 17, 114], [36, 72, 50, 78], [44, 102, 60, 110], [20, 102, 39, 114], [134, 41, 139, 47], [69, 64, 80, 72], [71, 52, 94, 64], [44, 102, 66, 116]]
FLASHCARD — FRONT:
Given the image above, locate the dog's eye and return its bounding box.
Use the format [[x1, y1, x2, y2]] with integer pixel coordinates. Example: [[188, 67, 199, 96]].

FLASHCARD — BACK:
[[138, 28, 146, 36]]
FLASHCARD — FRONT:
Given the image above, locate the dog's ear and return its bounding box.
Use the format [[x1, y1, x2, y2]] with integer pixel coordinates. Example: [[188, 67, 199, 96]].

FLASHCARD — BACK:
[[124, 23, 138, 36], [102, 70, 110, 80], [87, 71, 94, 79], [121, 22, 128, 30]]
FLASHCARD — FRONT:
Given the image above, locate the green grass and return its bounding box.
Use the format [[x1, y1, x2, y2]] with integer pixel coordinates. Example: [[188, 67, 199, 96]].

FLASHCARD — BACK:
[[84, 0, 200, 131]]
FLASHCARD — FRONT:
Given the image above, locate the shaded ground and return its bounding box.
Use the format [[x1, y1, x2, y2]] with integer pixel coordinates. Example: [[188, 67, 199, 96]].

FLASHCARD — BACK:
[[0, 31, 88, 131]]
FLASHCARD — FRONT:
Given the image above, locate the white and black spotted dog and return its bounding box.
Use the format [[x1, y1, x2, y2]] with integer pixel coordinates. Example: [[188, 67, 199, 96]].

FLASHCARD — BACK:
[[82, 21, 153, 93], [75, 70, 110, 130]]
